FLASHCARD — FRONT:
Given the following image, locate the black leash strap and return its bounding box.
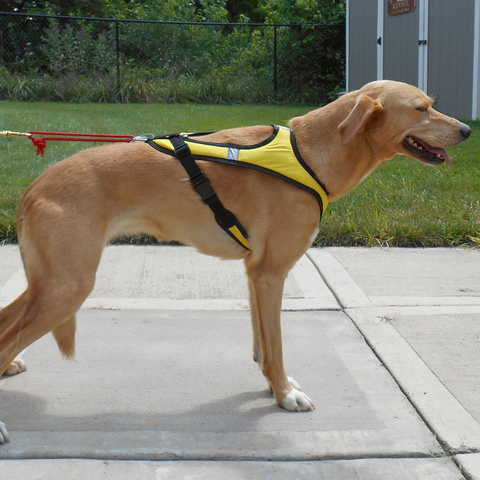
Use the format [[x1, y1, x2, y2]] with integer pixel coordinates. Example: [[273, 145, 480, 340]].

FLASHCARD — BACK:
[[168, 135, 252, 251]]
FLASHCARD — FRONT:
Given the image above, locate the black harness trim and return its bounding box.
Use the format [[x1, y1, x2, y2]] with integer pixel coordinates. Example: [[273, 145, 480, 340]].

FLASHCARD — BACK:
[[148, 135, 251, 251]]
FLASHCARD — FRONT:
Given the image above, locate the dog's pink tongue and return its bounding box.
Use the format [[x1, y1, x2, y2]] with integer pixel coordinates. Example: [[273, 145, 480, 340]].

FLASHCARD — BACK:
[[418, 140, 453, 166], [432, 147, 453, 166]]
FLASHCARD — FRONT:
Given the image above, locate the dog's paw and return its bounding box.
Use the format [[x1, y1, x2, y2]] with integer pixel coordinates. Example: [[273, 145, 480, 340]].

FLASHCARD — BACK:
[[282, 389, 315, 412], [287, 376, 302, 391], [0, 421, 10, 444], [3, 358, 27, 376], [267, 377, 302, 394]]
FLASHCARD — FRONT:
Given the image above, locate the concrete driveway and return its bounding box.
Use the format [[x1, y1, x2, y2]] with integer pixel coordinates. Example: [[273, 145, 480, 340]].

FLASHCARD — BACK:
[[0, 245, 479, 479]]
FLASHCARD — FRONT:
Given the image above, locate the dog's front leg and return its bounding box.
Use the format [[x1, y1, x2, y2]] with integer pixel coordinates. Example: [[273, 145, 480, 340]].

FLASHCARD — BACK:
[[246, 264, 314, 412], [247, 276, 262, 365]]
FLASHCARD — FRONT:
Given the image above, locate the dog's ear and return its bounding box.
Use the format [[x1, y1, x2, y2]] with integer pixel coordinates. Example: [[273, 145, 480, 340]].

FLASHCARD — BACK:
[[338, 94, 384, 145]]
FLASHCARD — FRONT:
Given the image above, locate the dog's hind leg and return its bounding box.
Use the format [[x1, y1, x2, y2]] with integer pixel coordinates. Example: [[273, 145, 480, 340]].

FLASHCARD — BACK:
[[0, 238, 100, 377], [0, 292, 29, 376], [0, 238, 100, 445], [245, 257, 314, 412], [0, 291, 28, 336], [3, 357, 27, 376], [0, 278, 91, 379]]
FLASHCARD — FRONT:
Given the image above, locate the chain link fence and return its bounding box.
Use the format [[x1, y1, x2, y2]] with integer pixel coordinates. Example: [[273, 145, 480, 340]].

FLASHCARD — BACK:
[[0, 12, 345, 104]]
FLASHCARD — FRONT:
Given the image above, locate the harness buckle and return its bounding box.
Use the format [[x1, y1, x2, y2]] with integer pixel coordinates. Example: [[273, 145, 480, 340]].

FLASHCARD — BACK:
[[190, 171, 216, 202], [173, 142, 191, 159]]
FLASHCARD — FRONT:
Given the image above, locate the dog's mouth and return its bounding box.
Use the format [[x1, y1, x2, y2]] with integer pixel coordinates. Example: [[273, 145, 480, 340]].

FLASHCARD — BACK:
[[403, 136, 453, 166]]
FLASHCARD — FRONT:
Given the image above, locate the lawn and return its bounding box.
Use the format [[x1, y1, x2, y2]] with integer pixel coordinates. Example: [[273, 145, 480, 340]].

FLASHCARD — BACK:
[[0, 101, 479, 247]]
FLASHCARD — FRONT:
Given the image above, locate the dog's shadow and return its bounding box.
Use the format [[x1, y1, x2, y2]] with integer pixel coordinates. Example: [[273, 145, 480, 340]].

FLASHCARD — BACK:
[[0, 384, 287, 436]]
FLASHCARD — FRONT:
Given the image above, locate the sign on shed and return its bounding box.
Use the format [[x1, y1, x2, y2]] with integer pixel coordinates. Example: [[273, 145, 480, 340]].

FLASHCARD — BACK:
[[388, 0, 416, 16]]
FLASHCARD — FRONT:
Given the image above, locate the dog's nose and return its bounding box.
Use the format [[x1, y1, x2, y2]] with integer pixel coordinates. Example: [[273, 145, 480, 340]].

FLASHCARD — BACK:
[[460, 123, 472, 139]]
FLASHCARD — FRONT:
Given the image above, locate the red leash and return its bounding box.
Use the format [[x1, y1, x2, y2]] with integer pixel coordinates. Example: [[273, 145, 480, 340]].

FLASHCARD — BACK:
[[28, 131, 135, 156]]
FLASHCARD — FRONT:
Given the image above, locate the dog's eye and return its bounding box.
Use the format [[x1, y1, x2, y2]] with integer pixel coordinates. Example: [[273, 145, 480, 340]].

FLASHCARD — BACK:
[[416, 107, 428, 113]]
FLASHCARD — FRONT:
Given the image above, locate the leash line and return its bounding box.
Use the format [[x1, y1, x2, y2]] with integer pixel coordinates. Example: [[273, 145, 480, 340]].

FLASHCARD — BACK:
[[1, 129, 135, 156]]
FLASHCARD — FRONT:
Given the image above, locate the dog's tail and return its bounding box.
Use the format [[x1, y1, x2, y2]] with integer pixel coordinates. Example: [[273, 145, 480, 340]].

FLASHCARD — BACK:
[[52, 316, 76, 359]]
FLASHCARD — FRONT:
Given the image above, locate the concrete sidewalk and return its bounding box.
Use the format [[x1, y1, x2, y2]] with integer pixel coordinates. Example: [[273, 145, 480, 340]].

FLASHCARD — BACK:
[[0, 245, 479, 479]]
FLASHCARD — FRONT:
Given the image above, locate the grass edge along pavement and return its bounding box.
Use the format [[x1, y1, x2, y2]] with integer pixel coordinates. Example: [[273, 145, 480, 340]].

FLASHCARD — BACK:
[[0, 101, 479, 247]]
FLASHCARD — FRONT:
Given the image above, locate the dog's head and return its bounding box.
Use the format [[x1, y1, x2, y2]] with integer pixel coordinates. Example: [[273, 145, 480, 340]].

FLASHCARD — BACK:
[[338, 80, 471, 166]]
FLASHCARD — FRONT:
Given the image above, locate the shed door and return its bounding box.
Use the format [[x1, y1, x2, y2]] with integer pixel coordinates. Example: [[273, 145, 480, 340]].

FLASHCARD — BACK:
[[347, 0, 378, 91], [427, 0, 475, 118], [382, 3, 420, 86]]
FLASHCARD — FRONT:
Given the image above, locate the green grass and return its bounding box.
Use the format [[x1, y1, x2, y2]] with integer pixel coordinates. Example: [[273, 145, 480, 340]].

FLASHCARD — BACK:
[[1, 100, 479, 247], [0, 70, 274, 104]]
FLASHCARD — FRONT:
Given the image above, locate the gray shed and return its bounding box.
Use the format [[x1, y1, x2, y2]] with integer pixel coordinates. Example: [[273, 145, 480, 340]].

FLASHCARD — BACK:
[[346, 0, 480, 119]]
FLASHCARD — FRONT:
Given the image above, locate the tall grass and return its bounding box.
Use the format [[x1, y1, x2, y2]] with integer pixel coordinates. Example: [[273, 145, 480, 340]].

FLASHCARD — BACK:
[[0, 101, 478, 247], [0, 69, 273, 104]]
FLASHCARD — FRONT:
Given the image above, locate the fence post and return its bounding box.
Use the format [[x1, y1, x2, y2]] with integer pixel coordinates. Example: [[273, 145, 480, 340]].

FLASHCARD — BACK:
[[115, 20, 120, 96], [273, 25, 277, 99]]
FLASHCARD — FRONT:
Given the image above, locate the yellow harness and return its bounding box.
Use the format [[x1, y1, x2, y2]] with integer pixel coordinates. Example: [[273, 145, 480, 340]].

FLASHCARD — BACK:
[[148, 125, 329, 250]]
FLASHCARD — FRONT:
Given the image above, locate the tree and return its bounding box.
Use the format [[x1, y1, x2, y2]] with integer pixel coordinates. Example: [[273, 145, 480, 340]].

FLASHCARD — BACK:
[[256, 0, 345, 24], [0, 0, 345, 24], [225, 0, 263, 23], [0, 0, 36, 13], [0, 0, 106, 16]]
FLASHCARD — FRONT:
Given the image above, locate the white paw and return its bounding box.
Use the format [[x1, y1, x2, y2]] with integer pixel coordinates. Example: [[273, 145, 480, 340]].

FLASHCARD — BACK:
[[282, 388, 315, 412], [287, 376, 301, 391], [0, 421, 10, 444], [267, 377, 302, 393], [4, 358, 27, 376]]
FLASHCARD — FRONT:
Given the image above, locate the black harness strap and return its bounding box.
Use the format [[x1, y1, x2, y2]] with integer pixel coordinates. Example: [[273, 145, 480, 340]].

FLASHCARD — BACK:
[[168, 134, 252, 251]]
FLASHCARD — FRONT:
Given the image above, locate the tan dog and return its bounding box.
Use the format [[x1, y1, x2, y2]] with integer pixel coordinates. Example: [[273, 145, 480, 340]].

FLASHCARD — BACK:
[[0, 80, 471, 443]]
